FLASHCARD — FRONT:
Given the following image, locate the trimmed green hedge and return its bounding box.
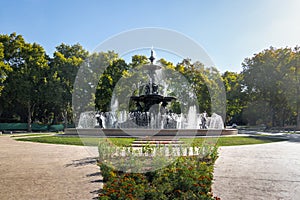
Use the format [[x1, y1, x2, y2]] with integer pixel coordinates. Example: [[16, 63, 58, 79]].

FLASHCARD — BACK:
[[98, 143, 220, 200], [0, 123, 65, 131], [0, 123, 27, 130]]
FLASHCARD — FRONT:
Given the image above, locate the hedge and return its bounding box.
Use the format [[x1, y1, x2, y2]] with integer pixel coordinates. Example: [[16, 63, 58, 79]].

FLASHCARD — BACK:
[[98, 140, 220, 200], [0, 123, 65, 131]]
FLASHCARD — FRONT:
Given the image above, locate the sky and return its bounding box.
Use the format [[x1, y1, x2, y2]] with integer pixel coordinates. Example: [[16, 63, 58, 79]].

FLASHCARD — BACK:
[[1, 0, 300, 72]]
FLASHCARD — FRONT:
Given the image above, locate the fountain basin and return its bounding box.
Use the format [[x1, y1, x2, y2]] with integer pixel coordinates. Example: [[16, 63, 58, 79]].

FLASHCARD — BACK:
[[64, 128, 238, 137]]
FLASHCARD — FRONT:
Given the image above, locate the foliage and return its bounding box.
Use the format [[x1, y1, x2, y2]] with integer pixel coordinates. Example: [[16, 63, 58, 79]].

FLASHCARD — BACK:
[[222, 71, 247, 125], [242, 47, 300, 128], [175, 59, 225, 117], [1, 32, 300, 129], [95, 53, 129, 111], [72, 51, 115, 124], [0, 43, 12, 95], [0, 32, 225, 128], [0, 123, 63, 131], [106, 55, 151, 112], [98, 144, 219, 200], [0, 33, 49, 131], [46, 43, 88, 125]]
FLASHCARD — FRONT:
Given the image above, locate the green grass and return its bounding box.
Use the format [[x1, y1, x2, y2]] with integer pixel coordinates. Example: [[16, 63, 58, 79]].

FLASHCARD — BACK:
[[15, 136, 135, 147], [15, 135, 287, 147], [182, 136, 288, 146], [11, 133, 52, 137]]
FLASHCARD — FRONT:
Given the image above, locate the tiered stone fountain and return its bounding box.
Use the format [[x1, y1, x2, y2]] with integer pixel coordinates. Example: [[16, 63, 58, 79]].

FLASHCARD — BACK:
[[65, 50, 238, 137]]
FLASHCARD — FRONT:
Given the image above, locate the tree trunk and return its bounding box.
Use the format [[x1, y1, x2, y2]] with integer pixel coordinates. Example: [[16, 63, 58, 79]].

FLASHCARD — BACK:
[[297, 112, 300, 130], [64, 109, 68, 130], [27, 102, 32, 132], [270, 104, 275, 128]]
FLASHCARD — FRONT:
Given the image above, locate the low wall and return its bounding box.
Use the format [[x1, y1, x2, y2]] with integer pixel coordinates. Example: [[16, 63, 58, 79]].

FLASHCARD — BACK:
[[64, 128, 238, 137]]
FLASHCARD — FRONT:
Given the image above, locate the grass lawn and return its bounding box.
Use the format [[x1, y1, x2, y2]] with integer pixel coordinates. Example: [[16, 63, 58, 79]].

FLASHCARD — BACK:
[[15, 136, 135, 147], [182, 136, 288, 146], [11, 133, 52, 137], [14, 135, 288, 147]]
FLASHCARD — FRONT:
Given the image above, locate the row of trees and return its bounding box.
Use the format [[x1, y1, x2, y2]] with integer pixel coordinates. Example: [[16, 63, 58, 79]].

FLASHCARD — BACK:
[[0, 33, 89, 131], [222, 47, 300, 129], [0, 33, 299, 131], [242, 47, 300, 128]]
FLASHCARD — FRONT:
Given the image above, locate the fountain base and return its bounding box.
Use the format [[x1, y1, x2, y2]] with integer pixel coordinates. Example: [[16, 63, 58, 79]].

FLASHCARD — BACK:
[[64, 128, 238, 137]]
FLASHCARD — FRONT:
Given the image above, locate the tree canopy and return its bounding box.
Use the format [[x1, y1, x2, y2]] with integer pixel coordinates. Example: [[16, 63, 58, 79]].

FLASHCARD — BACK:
[[1, 32, 300, 130], [242, 47, 300, 128]]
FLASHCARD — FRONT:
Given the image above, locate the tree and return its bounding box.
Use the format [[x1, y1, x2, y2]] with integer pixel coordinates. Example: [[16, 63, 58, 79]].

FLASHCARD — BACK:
[[175, 59, 225, 117], [95, 52, 128, 111], [48, 43, 88, 126], [130, 55, 149, 68], [0, 43, 12, 95], [242, 47, 297, 127], [222, 71, 246, 125], [283, 47, 300, 129], [0, 33, 49, 131], [294, 48, 300, 129]]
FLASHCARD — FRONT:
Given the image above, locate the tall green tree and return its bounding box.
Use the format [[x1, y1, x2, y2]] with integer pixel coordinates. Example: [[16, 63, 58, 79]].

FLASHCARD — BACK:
[[175, 59, 225, 116], [175, 59, 209, 113], [95, 52, 128, 111], [222, 71, 246, 124], [0, 42, 12, 118], [284, 47, 300, 129], [242, 47, 298, 127], [0, 33, 49, 131], [48, 43, 88, 126], [294, 48, 300, 129], [0, 43, 12, 95]]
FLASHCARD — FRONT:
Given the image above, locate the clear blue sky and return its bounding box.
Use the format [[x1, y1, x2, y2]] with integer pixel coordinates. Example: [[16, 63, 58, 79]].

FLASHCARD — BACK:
[[1, 0, 300, 72]]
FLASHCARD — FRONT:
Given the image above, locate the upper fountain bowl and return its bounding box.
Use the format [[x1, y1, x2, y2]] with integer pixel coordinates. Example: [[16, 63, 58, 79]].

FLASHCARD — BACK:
[[143, 64, 161, 71]]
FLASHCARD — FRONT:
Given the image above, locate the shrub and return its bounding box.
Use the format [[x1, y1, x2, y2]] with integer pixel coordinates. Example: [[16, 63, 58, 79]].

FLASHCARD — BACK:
[[98, 140, 220, 199]]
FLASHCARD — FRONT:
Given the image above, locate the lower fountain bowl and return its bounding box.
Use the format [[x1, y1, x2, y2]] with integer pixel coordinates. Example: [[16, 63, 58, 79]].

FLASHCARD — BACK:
[[64, 128, 238, 137]]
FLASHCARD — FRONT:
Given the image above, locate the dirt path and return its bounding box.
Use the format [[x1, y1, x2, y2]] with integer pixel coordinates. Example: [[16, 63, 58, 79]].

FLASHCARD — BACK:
[[0, 136, 101, 200], [213, 140, 300, 200], [3, 134, 300, 200]]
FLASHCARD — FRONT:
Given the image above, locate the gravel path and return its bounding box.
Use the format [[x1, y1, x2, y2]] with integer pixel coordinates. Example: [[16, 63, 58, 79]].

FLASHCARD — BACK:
[[0, 136, 101, 200], [213, 138, 300, 200], [2, 134, 300, 200]]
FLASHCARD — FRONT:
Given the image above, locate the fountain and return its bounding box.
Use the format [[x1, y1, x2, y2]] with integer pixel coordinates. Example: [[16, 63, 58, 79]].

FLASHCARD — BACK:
[[67, 50, 238, 137], [125, 50, 176, 128]]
